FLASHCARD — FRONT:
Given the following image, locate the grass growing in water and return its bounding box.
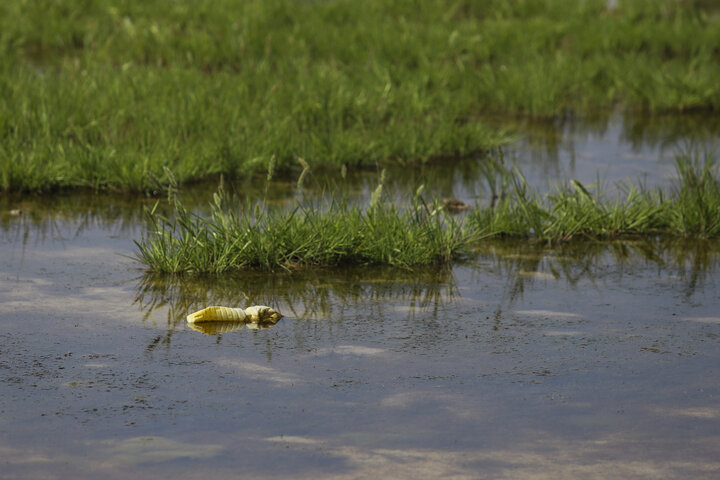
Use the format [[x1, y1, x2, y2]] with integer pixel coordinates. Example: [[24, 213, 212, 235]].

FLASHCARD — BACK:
[[470, 150, 720, 240], [2, 0, 720, 192], [136, 150, 720, 273], [136, 179, 468, 273]]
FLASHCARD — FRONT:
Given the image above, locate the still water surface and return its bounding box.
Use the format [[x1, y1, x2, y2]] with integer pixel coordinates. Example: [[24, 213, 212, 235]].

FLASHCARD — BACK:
[[1, 116, 719, 479]]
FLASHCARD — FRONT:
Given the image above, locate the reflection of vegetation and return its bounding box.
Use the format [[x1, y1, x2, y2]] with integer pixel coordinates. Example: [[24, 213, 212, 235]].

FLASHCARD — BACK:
[[493, 111, 720, 179], [620, 111, 720, 152], [134, 266, 457, 329], [477, 237, 720, 303], [0, 191, 154, 243], [3, 0, 720, 192], [137, 150, 720, 272], [134, 239, 719, 350]]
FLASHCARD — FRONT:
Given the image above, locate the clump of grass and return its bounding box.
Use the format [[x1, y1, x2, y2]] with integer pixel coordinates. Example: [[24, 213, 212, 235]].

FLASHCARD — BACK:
[[469, 149, 720, 241], [136, 150, 720, 273], [668, 149, 720, 236], [135, 184, 470, 273]]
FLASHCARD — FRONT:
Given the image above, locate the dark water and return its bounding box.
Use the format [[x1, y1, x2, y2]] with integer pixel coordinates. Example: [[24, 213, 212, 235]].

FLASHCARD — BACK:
[[1, 116, 719, 479]]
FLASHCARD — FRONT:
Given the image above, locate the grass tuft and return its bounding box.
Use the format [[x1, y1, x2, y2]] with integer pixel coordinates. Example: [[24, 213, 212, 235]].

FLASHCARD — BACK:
[[469, 148, 720, 241], [135, 188, 471, 273]]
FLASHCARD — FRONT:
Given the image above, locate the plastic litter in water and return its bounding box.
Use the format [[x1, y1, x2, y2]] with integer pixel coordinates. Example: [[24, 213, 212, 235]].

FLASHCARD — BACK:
[[186, 305, 283, 326]]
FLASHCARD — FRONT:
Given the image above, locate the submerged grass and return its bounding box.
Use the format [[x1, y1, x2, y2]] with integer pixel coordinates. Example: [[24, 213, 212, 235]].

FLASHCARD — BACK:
[[137, 150, 720, 273], [2, 0, 720, 192]]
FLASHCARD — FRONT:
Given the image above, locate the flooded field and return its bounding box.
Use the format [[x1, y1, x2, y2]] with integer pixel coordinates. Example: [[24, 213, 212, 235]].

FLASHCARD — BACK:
[[2, 117, 720, 479]]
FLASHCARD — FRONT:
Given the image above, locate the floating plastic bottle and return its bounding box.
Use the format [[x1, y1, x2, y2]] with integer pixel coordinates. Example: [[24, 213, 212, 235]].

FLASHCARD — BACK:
[[186, 306, 283, 332]]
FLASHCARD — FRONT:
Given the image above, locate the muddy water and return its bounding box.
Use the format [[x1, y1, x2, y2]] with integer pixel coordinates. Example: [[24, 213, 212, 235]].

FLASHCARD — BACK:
[[1, 117, 720, 479]]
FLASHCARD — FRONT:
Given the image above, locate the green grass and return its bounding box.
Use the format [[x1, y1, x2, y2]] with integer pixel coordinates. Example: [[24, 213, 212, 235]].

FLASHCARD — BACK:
[[1, 0, 719, 192], [470, 149, 720, 240], [136, 179, 468, 273], [136, 150, 720, 273]]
